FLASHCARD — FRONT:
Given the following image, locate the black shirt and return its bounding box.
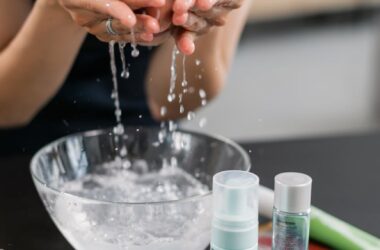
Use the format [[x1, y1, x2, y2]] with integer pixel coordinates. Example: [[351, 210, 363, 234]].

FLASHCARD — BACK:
[[0, 35, 156, 156]]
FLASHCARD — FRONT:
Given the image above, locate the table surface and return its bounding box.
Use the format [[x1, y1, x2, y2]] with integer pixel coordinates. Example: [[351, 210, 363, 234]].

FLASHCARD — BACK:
[[1, 132, 380, 249]]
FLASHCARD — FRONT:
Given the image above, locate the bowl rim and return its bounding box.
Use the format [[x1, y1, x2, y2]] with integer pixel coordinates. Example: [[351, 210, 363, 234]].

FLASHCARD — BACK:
[[30, 127, 251, 206]]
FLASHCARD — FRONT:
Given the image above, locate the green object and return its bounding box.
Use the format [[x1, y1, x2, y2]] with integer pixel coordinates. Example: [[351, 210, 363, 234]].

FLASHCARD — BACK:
[[310, 207, 380, 250]]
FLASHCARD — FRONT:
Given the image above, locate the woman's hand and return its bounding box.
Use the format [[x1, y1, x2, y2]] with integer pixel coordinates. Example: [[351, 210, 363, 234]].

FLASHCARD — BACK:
[[171, 0, 243, 54], [57, 0, 166, 43]]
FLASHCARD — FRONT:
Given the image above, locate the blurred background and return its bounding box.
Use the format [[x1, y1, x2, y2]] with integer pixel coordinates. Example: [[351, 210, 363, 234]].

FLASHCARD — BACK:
[[183, 0, 380, 142]]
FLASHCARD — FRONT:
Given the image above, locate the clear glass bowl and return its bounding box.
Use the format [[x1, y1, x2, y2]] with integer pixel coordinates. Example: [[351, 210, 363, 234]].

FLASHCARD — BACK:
[[30, 127, 251, 250]]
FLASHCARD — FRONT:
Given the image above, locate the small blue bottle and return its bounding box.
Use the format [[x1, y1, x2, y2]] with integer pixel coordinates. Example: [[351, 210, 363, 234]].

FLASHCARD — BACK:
[[272, 172, 312, 250], [211, 170, 259, 250]]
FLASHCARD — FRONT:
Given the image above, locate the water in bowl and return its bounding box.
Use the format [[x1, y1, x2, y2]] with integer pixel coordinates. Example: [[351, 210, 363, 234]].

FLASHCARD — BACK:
[[49, 161, 211, 250]]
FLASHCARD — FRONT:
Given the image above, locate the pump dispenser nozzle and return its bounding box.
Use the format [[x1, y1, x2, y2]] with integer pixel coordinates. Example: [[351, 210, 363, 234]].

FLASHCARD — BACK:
[[211, 170, 259, 250]]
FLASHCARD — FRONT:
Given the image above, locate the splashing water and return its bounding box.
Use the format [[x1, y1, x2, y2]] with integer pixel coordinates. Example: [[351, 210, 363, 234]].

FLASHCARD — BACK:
[[199, 89, 207, 107], [55, 163, 211, 250], [109, 41, 129, 167], [181, 56, 188, 88], [187, 112, 195, 121], [167, 47, 179, 103], [109, 41, 122, 127], [130, 29, 139, 58], [118, 42, 129, 79]]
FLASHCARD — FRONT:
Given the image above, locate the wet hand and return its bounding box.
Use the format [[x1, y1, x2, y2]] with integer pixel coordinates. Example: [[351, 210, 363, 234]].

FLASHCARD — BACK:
[[57, 0, 165, 43], [171, 0, 243, 54]]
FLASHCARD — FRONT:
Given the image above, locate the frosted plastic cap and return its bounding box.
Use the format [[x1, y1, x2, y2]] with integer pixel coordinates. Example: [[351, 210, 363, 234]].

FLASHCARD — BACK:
[[274, 172, 312, 213], [211, 170, 259, 250]]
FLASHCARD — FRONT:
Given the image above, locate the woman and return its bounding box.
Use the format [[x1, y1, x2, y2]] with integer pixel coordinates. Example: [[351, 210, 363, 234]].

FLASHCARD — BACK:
[[0, 0, 251, 155]]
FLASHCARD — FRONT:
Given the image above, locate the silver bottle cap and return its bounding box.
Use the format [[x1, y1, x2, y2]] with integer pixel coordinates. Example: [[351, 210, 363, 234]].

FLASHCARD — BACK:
[[274, 172, 312, 213]]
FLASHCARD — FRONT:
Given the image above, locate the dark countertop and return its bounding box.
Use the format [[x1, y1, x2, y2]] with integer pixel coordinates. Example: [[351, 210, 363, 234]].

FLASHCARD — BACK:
[[1, 132, 380, 249]]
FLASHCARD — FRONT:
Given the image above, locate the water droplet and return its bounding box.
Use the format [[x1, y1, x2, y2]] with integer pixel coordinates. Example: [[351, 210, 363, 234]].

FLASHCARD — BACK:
[[167, 93, 175, 102], [181, 80, 188, 87], [138, 114, 143, 119], [199, 89, 206, 98], [180, 105, 185, 114], [198, 74, 202, 79], [113, 124, 124, 135], [199, 118, 207, 128], [131, 48, 139, 57], [195, 59, 201, 66], [160, 106, 167, 116], [120, 146, 127, 157], [187, 111, 195, 121], [115, 109, 121, 117], [158, 130, 166, 143], [169, 121, 177, 131], [201, 99, 207, 106], [121, 70, 129, 79]]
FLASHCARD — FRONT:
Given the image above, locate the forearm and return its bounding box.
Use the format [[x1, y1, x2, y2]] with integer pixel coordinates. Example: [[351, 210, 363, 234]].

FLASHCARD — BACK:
[[0, 0, 86, 127], [146, 0, 252, 120]]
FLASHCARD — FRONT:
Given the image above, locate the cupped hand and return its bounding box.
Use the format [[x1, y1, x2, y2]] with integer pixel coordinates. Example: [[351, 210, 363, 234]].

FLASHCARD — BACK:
[[171, 0, 243, 54], [58, 0, 165, 43]]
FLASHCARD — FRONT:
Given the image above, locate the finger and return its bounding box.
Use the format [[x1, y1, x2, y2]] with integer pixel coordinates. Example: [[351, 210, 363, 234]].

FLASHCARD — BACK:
[[214, 0, 243, 9], [172, 13, 188, 26], [145, 7, 172, 32], [65, 0, 137, 28], [195, 0, 218, 11], [136, 14, 160, 34], [175, 29, 196, 55], [180, 12, 209, 33], [96, 32, 155, 43], [120, 0, 166, 9], [191, 6, 229, 26], [89, 15, 159, 37], [173, 0, 196, 14]]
